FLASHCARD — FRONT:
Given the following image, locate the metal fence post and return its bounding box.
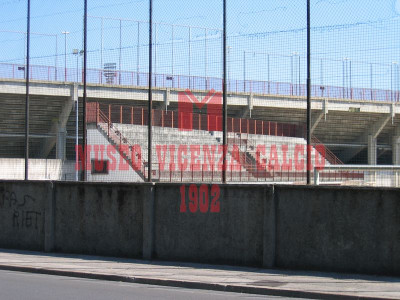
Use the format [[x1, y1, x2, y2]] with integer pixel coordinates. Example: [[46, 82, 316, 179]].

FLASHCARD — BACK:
[[148, 0, 153, 182], [24, 0, 31, 181]]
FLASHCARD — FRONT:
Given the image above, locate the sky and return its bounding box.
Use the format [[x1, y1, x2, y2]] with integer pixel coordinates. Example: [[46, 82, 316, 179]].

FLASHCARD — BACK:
[[0, 0, 399, 90]]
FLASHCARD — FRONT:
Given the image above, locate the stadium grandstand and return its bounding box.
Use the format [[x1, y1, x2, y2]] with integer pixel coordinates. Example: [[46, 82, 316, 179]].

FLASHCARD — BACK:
[[0, 66, 399, 185], [0, 1, 399, 186]]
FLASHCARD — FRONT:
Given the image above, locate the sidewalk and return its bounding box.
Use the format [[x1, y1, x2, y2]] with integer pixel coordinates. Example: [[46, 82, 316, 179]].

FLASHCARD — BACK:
[[0, 249, 399, 299]]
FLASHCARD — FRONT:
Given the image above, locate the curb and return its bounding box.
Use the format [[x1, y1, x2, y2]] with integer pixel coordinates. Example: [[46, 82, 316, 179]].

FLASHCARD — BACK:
[[0, 264, 391, 300]]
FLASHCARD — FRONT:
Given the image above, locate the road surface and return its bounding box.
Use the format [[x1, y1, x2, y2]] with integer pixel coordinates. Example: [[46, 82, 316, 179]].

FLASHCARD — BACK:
[[0, 269, 308, 300]]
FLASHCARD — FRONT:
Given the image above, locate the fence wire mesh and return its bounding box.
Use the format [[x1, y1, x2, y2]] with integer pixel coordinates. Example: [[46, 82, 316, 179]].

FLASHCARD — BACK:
[[0, 0, 399, 186]]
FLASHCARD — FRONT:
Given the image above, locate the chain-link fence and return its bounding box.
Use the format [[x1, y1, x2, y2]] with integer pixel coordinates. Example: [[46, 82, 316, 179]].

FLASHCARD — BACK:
[[0, 0, 399, 187]]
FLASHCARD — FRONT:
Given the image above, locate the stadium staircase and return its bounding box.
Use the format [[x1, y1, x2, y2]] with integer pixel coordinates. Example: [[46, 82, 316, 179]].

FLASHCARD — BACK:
[[96, 108, 147, 181]]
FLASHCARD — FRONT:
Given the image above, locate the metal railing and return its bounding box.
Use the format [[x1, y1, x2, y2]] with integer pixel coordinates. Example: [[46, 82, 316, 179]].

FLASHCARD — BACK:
[[314, 165, 400, 187], [1, 62, 399, 102], [89, 102, 302, 138], [151, 162, 311, 183], [311, 135, 343, 165]]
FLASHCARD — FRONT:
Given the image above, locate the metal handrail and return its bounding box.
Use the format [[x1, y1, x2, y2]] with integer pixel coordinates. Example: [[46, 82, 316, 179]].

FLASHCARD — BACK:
[[1, 62, 399, 102], [97, 108, 146, 177], [311, 135, 343, 165], [314, 165, 400, 185]]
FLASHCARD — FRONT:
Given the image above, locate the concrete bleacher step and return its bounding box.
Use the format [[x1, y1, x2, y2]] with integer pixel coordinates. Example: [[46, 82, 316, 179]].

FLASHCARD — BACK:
[[109, 123, 333, 182]]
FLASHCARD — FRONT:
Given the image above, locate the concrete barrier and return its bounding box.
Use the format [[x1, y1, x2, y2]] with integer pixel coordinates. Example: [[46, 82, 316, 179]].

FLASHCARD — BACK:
[[1, 180, 400, 276], [53, 182, 145, 258], [0, 181, 50, 251], [153, 184, 271, 266], [274, 186, 400, 275]]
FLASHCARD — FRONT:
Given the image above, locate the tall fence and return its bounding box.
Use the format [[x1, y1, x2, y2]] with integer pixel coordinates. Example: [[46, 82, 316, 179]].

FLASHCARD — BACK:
[[0, 0, 399, 186]]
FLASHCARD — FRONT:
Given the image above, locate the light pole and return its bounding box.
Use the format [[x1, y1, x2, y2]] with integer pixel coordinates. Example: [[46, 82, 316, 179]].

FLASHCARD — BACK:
[[370, 63, 373, 100], [320, 59, 324, 91], [397, 62, 400, 102], [267, 53, 270, 94], [291, 53, 294, 95], [204, 28, 207, 87], [172, 25, 175, 88], [137, 21, 140, 86], [243, 50, 246, 92], [392, 62, 398, 102], [100, 17, 104, 71], [154, 22, 157, 87], [62, 31, 70, 81], [227, 46, 232, 92], [188, 26, 191, 89], [55, 35, 58, 81], [119, 19, 122, 85], [290, 52, 299, 95], [343, 57, 349, 98], [349, 59, 352, 99], [73, 49, 84, 82], [298, 54, 301, 96]]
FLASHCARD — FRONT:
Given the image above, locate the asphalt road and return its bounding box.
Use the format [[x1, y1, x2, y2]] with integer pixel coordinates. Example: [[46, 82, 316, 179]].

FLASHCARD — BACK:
[[0, 270, 309, 300]]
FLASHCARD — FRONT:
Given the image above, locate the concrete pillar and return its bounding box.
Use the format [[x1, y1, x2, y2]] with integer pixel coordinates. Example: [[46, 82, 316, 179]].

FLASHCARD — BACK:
[[248, 93, 254, 118], [56, 128, 66, 160], [392, 136, 400, 165], [367, 135, 378, 185], [164, 88, 170, 110], [392, 136, 400, 187], [368, 134, 377, 165]]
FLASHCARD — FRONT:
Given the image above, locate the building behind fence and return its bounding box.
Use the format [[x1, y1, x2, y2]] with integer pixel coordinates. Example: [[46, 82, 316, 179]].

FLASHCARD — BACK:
[[0, 0, 399, 186]]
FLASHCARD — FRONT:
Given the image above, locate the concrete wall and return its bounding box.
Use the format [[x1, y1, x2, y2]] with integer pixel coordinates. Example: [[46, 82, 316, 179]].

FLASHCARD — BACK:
[[53, 182, 145, 258], [0, 181, 50, 251], [1, 180, 400, 276], [153, 184, 268, 266], [275, 186, 400, 275]]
